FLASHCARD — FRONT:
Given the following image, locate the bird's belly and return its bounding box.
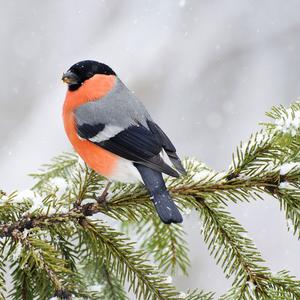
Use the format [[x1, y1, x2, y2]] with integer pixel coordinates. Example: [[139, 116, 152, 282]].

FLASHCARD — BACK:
[[75, 141, 141, 183], [107, 157, 142, 183]]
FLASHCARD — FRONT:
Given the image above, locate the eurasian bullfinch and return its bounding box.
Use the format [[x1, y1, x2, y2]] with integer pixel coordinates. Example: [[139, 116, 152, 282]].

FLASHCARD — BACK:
[[62, 60, 186, 224]]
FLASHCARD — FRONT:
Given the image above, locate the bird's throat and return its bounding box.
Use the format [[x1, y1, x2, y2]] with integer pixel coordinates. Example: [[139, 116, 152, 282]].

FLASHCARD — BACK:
[[63, 74, 116, 111]]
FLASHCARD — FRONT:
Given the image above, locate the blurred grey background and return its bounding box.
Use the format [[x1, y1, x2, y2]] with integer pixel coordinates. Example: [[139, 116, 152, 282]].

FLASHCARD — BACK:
[[1, 0, 300, 297]]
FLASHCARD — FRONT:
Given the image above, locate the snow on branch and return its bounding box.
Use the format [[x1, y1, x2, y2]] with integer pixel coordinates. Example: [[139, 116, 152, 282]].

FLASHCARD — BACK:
[[1, 101, 300, 299]]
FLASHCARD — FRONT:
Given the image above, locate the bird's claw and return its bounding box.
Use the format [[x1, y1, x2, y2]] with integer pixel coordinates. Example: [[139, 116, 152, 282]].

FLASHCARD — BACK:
[[95, 190, 110, 211], [73, 199, 81, 210]]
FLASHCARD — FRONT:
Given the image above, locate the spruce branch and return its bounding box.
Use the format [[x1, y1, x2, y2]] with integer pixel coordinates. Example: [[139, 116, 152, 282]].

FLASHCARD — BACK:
[[0, 240, 6, 300], [130, 215, 190, 276], [98, 264, 129, 300], [77, 218, 179, 300], [9, 234, 77, 300], [1, 101, 300, 298], [30, 152, 78, 190], [185, 289, 215, 300]]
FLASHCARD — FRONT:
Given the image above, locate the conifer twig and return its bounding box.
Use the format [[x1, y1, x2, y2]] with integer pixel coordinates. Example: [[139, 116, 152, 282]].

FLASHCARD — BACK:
[[1, 101, 300, 298]]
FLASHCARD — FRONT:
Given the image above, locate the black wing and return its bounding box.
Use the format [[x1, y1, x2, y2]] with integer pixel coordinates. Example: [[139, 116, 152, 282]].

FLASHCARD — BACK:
[[147, 121, 186, 175], [77, 123, 105, 139], [77, 121, 180, 177]]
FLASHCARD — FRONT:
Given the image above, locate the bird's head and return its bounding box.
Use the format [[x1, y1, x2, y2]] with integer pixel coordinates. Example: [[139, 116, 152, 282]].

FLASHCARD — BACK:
[[62, 60, 116, 91]]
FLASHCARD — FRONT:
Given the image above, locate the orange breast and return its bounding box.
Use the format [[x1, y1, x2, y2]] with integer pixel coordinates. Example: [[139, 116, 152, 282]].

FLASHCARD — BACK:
[[63, 74, 118, 177]]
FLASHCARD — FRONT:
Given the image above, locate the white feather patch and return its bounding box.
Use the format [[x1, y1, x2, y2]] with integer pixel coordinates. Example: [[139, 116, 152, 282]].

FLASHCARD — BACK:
[[107, 158, 142, 183], [89, 125, 123, 143]]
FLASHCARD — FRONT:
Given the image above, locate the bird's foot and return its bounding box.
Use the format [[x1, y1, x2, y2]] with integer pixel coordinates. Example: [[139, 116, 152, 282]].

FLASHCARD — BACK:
[[73, 199, 81, 210], [95, 182, 112, 210], [95, 192, 109, 211], [96, 191, 108, 205]]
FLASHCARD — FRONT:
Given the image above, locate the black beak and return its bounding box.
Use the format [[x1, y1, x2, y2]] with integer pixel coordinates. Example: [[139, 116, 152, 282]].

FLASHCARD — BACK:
[[62, 71, 80, 85]]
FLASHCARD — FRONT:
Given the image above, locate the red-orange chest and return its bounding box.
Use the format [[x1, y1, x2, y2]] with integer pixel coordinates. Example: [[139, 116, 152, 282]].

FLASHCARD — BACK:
[[62, 75, 118, 177]]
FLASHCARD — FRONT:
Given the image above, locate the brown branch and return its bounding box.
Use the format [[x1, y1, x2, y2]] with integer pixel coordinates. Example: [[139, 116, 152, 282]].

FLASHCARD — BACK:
[[0, 202, 104, 238], [0, 175, 281, 239], [11, 225, 73, 299]]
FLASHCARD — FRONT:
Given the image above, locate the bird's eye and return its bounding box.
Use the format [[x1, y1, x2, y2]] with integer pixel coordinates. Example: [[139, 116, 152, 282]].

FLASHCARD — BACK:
[[86, 72, 93, 78]]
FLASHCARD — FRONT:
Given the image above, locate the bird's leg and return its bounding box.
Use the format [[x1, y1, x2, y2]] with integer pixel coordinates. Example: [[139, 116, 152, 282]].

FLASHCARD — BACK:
[[96, 181, 112, 208]]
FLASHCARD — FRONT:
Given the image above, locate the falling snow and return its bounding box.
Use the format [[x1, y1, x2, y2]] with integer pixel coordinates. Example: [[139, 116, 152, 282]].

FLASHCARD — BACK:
[[2, 1, 300, 295]]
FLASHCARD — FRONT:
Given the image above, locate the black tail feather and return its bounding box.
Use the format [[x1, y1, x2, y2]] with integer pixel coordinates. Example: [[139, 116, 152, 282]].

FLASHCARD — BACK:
[[135, 164, 183, 224], [150, 191, 183, 224]]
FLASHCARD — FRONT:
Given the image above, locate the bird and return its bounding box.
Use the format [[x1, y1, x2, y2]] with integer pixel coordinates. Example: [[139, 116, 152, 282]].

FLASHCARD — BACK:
[[62, 60, 186, 224]]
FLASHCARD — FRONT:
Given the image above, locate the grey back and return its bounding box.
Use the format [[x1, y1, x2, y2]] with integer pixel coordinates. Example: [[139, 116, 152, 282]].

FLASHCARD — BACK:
[[75, 78, 151, 129]]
